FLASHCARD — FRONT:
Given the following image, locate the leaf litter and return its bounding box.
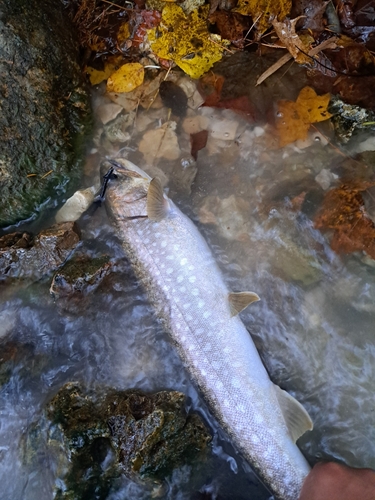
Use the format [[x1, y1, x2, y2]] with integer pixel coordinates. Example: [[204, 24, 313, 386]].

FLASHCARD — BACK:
[[65, 0, 375, 259]]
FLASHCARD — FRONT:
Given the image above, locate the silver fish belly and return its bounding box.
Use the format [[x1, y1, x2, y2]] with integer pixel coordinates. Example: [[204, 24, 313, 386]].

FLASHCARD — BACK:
[[104, 159, 312, 500]]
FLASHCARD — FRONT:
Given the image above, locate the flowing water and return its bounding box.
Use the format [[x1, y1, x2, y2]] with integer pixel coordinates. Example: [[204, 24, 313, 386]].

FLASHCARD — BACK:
[[1, 70, 375, 499]]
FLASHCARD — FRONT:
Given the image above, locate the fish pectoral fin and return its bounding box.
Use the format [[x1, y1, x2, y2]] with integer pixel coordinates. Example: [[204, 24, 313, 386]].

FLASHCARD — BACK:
[[147, 177, 170, 222], [229, 292, 260, 316], [147, 177, 169, 222], [273, 384, 313, 443]]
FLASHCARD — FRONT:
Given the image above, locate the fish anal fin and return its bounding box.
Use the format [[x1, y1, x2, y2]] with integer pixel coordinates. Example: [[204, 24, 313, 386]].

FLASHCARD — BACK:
[[229, 292, 260, 316], [273, 384, 313, 443], [147, 178, 170, 222]]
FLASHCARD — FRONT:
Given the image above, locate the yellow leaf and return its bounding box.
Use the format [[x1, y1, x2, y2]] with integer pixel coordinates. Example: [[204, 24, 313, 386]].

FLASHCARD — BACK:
[[86, 56, 124, 86], [147, 4, 224, 79], [86, 65, 115, 86], [106, 63, 145, 93], [234, 0, 292, 35], [276, 86, 332, 147], [117, 22, 131, 44], [296, 86, 332, 123]]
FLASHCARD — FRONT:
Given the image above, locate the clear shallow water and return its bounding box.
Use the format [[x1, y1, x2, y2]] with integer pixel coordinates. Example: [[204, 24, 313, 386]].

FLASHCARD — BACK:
[[1, 74, 375, 499]]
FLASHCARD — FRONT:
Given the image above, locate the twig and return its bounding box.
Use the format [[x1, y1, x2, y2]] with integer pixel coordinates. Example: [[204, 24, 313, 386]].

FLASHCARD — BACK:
[[256, 36, 338, 86]]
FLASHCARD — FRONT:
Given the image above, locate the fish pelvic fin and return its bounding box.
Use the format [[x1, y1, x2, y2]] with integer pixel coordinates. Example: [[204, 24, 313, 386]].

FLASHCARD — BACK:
[[147, 178, 170, 222], [229, 292, 260, 317], [273, 384, 313, 442]]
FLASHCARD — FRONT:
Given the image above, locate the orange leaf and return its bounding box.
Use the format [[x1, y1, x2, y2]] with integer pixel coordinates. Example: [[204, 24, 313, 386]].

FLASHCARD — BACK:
[[276, 86, 332, 147]]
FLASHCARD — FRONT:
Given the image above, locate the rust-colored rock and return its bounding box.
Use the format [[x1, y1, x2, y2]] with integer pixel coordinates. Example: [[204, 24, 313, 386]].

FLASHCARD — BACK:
[[315, 181, 375, 258]]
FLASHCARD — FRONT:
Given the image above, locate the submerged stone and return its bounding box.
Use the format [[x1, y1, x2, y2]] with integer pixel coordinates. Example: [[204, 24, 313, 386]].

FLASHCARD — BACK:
[[329, 97, 375, 143], [0, 0, 91, 226], [50, 254, 112, 298], [44, 382, 211, 499], [0, 222, 80, 280]]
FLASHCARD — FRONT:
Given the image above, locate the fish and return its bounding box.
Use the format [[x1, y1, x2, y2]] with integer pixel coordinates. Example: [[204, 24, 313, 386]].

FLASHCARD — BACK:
[[103, 158, 313, 500]]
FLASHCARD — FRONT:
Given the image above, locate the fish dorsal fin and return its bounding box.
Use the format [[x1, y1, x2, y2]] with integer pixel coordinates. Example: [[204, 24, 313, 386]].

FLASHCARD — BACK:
[[229, 292, 260, 316], [273, 384, 313, 443], [147, 178, 170, 222]]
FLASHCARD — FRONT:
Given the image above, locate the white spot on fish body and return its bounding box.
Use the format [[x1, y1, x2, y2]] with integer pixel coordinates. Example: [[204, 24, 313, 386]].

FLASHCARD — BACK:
[[203, 310, 211, 319], [254, 414, 264, 424], [197, 300, 205, 309], [183, 303, 191, 309], [161, 240, 167, 248], [189, 276, 196, 283], [188, 265, 194, 271], [232, 378, 241, 388], [166, 268, 173, 274], [192, 288, 199, 296], [177, 275, 184, 283], [186, 314, 193, 321], [180, 258, 188, 266], [179, 286, 186, 293]]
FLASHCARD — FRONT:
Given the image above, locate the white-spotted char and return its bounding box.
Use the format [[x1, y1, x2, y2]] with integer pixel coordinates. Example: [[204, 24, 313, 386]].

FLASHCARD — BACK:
[[104, 159, 313, 500]]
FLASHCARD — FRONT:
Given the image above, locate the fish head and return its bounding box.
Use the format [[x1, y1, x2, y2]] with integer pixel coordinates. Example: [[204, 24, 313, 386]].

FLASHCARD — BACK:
[[101, 158, 151, 218]]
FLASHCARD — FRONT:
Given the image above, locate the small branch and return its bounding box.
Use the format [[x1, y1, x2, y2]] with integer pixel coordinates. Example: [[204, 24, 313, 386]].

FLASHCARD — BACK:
[[256, 36, 338, 86]]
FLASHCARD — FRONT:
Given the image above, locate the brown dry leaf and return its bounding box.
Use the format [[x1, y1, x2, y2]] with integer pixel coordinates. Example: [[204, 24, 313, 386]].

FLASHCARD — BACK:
[[272, 17, 312, 64], [276, 86, 332, 146], [209, 11, 251, 48], [315, 181, 375, 259], [106, 63, 144, 93], [234, 0, 292, 35]]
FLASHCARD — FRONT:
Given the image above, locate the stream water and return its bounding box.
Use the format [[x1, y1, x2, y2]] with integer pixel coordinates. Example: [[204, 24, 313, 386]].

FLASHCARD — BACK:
[[1, 67, 375, 499]]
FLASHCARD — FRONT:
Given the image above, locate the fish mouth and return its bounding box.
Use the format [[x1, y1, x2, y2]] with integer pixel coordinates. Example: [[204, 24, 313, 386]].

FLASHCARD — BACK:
[[103, 158, 152, 180]]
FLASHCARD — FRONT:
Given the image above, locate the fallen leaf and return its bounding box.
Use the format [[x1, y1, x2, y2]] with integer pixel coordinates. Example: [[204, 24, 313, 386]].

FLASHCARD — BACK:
[[147, 4, 225, 79], [209, 11, 251, 48], [276, 86, 332, 146], [199, 73, 225, 106], [106, 63, 145, 93], [272, 17, 313, 64], [290, 0, 329, 31], [190, 129, 208, 160], [315, 181, 375, 258], [234, 0, 292, 35], [117, 22, 131, 44], [108, 72, 165, 112], [86, 56, 124, 86]]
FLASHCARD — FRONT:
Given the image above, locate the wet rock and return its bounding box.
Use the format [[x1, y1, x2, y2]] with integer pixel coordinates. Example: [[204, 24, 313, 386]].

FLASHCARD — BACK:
[[199, 195, 251, 241], [139, 122, 181, 164], [0, 222, 80, 280], [55, 186, 96, 223], [330, 97, 375, 143], [0, 341, 47, 388], [0, 0, 90, 227], [183, 115, 210, 135], [203, 109, 239, 141], [96, 103, 124, 125], [50, 255, 112, 299], [271, 235, 322, 286], [102, 112, 136, 144], [315, 169, 338, 191], [44, 382, 210, 499]]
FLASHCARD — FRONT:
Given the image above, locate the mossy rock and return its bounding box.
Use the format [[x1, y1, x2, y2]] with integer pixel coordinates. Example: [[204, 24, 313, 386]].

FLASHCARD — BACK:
[[0, 0, 91, 227], [45, 382, 211, 499]]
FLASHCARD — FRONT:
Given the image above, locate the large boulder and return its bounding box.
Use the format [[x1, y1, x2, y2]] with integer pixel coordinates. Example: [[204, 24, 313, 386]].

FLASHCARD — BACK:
[[0, 0, 90, 227]]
